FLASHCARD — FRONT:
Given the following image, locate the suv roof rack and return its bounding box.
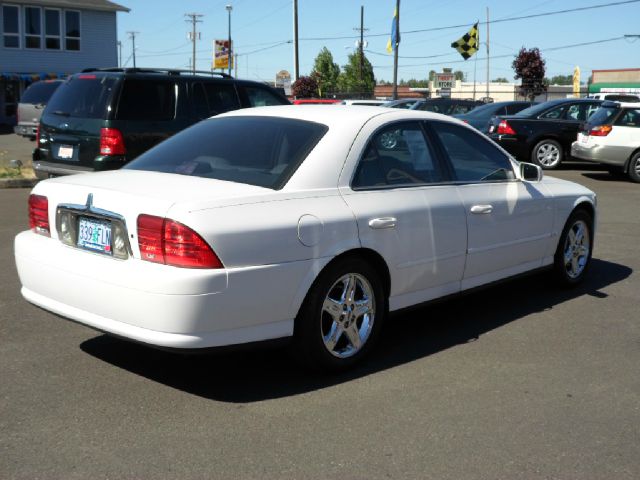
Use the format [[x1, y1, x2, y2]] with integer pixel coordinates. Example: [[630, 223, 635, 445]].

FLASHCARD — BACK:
[[81, 68, 233, 78]]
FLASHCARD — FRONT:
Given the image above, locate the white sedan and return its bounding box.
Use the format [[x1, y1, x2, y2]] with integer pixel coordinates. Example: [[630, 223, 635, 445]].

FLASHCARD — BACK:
[[15, 106, 596, 370]]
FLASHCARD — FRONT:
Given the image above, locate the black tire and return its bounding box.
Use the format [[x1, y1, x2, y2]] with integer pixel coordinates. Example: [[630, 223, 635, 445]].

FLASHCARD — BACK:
[[531, 139, 563, 170], [627, 152, 640, 183], [553, 209, 594, 286], [293, 257, 387, 371]]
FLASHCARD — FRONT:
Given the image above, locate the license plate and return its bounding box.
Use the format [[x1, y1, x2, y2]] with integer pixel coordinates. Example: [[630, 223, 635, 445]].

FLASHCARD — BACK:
[[77, 217, 112, 255], [580, 134, 589, 144], [58, 145, 74, 159]]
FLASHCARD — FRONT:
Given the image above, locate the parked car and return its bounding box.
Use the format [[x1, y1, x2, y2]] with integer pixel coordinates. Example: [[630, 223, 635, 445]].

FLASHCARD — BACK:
[[411, 98, 484, 115], [32, 68, 290, 180], [13, 80, 63, 139], [488, 98, 603, 169], [571, 101, 640, 182], [587, 93, 640, 102], [292, 99, 341, 105], [15, 106, 596, 371], [453, 101, 535, 134], [383, 98, 423, 109], [341, 99, 385, 106]]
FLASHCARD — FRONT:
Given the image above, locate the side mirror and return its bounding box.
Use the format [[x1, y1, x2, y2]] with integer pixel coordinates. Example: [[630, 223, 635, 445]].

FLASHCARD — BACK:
[[520, 162, 543, 182]]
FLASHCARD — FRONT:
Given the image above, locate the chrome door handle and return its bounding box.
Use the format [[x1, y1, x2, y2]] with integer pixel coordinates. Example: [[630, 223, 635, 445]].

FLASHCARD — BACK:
[[470, 205, 493, 214], [368, 217, 397, 229]]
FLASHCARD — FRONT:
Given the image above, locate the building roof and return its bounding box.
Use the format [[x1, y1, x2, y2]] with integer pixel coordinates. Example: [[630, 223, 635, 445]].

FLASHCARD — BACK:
[[7, 0, 129, 13]]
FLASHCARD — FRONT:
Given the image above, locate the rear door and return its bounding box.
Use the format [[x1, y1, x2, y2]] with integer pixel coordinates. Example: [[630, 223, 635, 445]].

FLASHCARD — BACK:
[[114, 77, 188, 160], [39, 74, 119, 168], [557, 102, 601, 151]]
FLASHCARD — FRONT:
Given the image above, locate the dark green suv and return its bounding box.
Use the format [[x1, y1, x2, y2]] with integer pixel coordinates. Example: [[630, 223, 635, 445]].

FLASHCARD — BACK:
[[32, 68, 290, 179]]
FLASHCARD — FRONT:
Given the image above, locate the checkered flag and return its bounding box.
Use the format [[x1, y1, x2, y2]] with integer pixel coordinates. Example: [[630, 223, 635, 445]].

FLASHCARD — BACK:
[[451, 23, 479, 60]]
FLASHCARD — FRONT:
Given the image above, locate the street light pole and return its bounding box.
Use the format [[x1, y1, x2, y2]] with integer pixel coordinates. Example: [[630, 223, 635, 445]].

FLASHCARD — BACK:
[[226, 4, 233, 76]]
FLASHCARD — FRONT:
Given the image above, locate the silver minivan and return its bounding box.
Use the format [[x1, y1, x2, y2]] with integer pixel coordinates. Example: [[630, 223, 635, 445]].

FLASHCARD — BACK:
[[14, 80, 63, 139]]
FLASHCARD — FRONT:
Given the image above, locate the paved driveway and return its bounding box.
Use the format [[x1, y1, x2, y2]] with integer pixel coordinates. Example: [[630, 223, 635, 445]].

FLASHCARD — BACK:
[[1, 165, 638, 479]]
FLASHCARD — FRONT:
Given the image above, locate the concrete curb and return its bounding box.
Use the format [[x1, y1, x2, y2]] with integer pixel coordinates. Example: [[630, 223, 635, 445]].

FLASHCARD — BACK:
[[0, 178, 39, 189]]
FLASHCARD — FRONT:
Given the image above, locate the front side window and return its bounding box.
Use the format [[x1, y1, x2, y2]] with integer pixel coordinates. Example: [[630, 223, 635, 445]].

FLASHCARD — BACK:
[[430, 121, 515, 182], [125, 116, 328, 190], [244, 86, 286, 107], [117, 79, 176, 121], [24, 6, 41, 49], [3, 5, 19, 48], [352, 122, 444, 189], [64, 10, 79, 50], [44, 9, 60, 49]]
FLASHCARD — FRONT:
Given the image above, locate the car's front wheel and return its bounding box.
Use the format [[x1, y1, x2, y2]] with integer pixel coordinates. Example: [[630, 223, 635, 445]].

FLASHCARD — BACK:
[[553, 209, 593, 286], [293, 258, 386, 371], [532, 139, 563, 169], [627, 152, 640, 183]]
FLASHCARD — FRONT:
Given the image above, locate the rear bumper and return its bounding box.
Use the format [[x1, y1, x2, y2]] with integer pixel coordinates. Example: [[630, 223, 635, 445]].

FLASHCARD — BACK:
[[14, 124, 37, 138], [489, 134, 528, 159], [33, 161, 95, 179], [570, 141, 630, 167], [14, 230, 316, 349]]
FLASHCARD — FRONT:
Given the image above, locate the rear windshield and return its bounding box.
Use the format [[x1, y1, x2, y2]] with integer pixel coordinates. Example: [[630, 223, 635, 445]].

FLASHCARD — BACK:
[[124, 116, 328, 190], [45, 75, 117, 119], [21, 81, 61, 104], [588, 106, 618, 126]]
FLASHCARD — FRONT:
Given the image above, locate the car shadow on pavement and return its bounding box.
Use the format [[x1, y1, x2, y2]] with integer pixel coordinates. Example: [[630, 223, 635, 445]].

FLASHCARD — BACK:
[[80, 258, 631, 403], [581, 172, 630, 182]]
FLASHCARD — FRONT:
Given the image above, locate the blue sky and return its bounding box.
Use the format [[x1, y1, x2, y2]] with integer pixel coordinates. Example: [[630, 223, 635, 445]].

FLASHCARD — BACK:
[[115, 0, 640, 83]]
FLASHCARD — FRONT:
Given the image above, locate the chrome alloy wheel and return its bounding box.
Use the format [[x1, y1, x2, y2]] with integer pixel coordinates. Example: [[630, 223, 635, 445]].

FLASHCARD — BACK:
[[320, 273, 375, 359], [536, 143, 561, 168], [633, 157, 640, 177], [562, 220, 590, 279]]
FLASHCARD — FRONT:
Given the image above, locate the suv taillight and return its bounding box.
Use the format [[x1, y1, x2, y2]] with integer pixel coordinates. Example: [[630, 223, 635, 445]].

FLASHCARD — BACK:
[[137, 214, 223, 269], [28, 194, 50, 236], [100, 127, 126, 155], [497, 120, 516, 135], [589, 125, 612, 137]]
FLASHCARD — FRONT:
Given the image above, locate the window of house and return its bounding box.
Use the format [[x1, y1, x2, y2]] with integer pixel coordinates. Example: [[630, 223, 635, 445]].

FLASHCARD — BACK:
[[2, 5, 20, 48], [65, 10, 80, 50], [44, 9, 60, 50], [24, 6, 41, 49]]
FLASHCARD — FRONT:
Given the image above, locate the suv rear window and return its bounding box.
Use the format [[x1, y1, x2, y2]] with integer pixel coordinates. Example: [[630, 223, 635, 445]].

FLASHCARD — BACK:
[[45, 75, 117, 119], [20, 81, 61, 104], [588, 106, 618, 126], [116, 78, 176, 121], [125, 116, 328, 189]]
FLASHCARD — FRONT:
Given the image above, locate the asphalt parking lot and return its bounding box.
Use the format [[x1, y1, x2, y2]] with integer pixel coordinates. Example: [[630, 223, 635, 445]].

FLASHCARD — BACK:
[[1, 164, 638, 479]]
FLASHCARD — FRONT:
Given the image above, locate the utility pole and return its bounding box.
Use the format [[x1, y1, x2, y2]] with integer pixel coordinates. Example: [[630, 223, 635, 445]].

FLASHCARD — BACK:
[[293, 0, 299, 81], [486, 7, 490, 99], [353, 5, 369, 95], [117, 40, 122, 68], [226, 5, 233, 76], [234, 53, 238, 78], [392, 0, 400, 100], [185, 13, 203, 73], [127, 31, 138, 68]]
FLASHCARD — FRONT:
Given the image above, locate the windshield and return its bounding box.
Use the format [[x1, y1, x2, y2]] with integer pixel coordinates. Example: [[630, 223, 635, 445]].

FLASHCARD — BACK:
[[45, 75, 117, 119], [21, 81, 61, 104], [125, 116, 328, 190]]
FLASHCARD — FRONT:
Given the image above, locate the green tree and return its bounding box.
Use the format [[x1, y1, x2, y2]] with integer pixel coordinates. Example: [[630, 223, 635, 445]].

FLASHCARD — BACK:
[[512, 47, 547, 100], [337, 51, 376, 96], [492, 77, 509, 83], [428, 70, 437, 81], [549, 74, 573, 85], [312, 47, 340, 97], [454, 70, 465, 81]]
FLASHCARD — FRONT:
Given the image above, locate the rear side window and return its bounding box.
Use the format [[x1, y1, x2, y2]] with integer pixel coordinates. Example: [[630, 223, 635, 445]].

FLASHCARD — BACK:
[[116, 79, 176, 121], [244, 86, 287, 107], [21, 81, 61, 104], [124, 116, 327, 190], [45, 75, 117, 119], [540, 106, 565, 119], [430, 121, 515, 182], [203, 82, 240, 114]]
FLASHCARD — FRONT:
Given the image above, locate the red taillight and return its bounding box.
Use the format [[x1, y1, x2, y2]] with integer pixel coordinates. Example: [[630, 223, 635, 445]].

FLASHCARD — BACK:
[[497, 120, 516, 135], [588, 125, 612, 137], [28, 194, 50, 236], [100, 127, 126, 155], [137, 214, 223, 269]]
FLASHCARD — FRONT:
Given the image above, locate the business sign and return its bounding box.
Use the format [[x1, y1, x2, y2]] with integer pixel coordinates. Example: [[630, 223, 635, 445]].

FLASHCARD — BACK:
[[214, 40, 232, 69], [435, 73, 455, 89], [275, 70, 292, 95]]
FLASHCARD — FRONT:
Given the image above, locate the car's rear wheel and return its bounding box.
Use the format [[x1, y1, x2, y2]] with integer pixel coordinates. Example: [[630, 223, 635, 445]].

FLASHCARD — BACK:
[[553, 209, 593, 286], [293, 258, 386, 371], [532, 139, 563, 169], [627, 152, 640, 183]]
